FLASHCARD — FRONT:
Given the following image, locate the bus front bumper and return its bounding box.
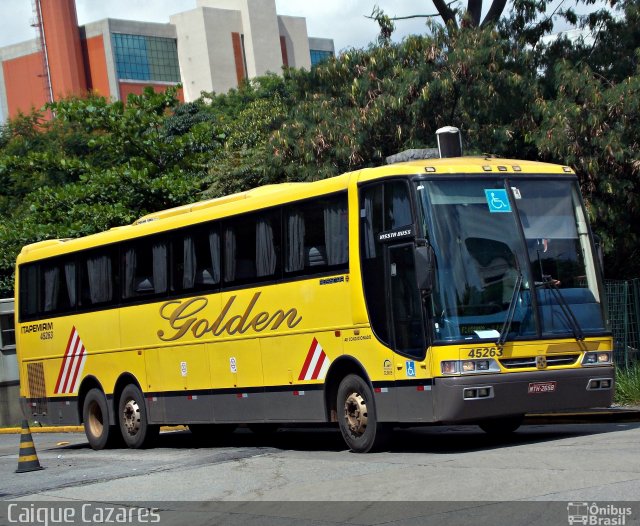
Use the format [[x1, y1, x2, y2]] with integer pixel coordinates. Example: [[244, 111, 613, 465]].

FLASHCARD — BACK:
[[433, 367, 615, 423]]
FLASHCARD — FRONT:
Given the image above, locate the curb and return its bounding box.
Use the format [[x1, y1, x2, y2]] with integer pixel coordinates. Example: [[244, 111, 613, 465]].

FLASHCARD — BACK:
[[0, 425, 187, 435], [0, 426, 83, 434], [524, 409, 640, 425], [1, 412, 639, 434]]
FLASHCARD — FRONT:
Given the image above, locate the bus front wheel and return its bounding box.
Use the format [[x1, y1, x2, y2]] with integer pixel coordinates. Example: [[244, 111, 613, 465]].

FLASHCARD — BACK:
[[83, 388, 120, 450], [118, 384, 159, 449], [337, 374, 389, 453]]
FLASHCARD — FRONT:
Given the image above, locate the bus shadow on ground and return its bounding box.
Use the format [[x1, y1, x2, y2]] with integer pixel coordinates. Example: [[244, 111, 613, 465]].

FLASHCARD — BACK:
[[148, 422, 634, 454]]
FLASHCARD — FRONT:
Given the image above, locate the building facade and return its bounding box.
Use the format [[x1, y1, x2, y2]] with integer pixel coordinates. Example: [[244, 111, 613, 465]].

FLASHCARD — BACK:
[[0, 298, 20, 426], [0, 0, 334, 120]]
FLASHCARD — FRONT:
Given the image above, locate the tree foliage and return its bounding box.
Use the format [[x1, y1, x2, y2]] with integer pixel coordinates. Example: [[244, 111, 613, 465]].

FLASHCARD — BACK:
[[0, 87, 223, 295], [1, 0, 639, 296]]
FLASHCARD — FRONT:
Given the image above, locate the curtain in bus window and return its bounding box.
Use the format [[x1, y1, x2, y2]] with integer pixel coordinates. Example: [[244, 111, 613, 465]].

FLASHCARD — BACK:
[[285, 211, 305, 272], [64, 262, 76, 307], [87, 255, 112, 304], [123, 249, 137, 299], [389, 185, 412, 228], [152, 242, 168, 293], [224, 228, 236, 282], [208, 230, 221, 284], [324, 202, 348, 265], [256, 218, 276, 277], [43, 267, 60, 312], [362, 194, 376, 260], [183, 236, 196, 289]]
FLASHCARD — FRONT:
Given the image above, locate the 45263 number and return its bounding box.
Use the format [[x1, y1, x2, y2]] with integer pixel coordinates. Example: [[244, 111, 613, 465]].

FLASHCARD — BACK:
[[467, 347, 503, 358]]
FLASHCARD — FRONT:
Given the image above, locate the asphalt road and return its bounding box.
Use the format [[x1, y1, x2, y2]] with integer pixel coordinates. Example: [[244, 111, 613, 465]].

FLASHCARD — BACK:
[[1, 422, 640, 525]]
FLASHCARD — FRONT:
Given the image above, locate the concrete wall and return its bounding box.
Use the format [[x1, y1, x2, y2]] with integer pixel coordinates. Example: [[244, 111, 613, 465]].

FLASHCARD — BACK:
[[171, 7, 242, 100], [196, 0, 283, 77], [84, 19, 180, 102], [80, 34, 110, 97], [0, 384, 21, 427], [278, 16, 311, 70], [39, 0, 87, 99], [308, 37, 335, 54], [0, 299, 20, 426], [0, 40, 46, 120], [81, 19, 117, 100], [1, 2, 333, 117]]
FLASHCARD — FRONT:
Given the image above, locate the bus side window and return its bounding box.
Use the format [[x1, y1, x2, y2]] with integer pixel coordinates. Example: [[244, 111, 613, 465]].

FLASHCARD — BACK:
[[284, 193, 348, 277], [122, 239, 168, 299], [175, 225, 221, 292], [223, 210, 280, 286], [19, 264, 40, 320], [79, 249, 117, 307], [40, 258, 76, 314]]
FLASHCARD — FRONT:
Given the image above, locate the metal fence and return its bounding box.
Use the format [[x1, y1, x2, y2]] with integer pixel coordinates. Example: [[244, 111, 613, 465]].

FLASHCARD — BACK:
[[605, 279, 640, 367]]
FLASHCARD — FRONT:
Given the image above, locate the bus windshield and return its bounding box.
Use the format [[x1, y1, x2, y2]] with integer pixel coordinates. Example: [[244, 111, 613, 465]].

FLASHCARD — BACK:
[[415, 178, 607, 344]]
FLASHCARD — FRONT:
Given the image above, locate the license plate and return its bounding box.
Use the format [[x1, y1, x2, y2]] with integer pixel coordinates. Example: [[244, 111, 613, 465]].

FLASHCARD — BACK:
[[528, 381, 556, 394]]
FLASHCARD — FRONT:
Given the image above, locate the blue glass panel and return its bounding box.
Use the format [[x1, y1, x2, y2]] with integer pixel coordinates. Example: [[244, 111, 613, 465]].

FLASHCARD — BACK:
[[111, 33, 179, 82]]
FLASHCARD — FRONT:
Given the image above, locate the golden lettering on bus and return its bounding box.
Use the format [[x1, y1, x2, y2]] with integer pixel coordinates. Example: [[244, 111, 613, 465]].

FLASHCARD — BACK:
[[157, 292, 302, 342]]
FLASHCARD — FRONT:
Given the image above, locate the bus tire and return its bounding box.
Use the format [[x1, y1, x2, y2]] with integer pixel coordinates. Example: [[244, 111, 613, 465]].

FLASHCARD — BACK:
[[118, 384, 159, 449], [83, 388, 120, 450], [478, 414, 524, 435], [337, 374, 389, 453]]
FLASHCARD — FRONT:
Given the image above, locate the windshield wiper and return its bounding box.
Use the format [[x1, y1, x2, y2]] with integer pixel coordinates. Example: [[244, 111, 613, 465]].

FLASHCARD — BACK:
[[536, 275, 585, 342], [496, 272, 524, 348]]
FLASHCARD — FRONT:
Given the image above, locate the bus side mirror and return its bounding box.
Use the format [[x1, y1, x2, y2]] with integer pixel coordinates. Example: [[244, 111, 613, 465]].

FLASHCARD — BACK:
[[415, 245, 435, 294]]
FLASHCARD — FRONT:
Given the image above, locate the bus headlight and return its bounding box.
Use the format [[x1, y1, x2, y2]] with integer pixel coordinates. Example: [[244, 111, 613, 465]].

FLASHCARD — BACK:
[[441, 359, 500, 375], [582, 352, 612, 366], [441, 361, 459, 374]]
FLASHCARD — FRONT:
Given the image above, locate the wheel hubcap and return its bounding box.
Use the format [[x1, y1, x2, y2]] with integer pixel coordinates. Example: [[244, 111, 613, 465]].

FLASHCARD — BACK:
[[344, 392, 368, 436], [87, 401, 103, 437], [122, 398, 141, 436]]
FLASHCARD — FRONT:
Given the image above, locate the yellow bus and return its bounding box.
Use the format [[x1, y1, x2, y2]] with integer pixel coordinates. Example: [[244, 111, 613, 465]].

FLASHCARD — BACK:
[[15, 150, 614, 452]]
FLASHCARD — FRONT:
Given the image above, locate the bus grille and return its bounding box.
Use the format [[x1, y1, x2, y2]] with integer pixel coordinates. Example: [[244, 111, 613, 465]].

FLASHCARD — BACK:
[[26, 362, 48, 415], [499, 354, 579, 369]]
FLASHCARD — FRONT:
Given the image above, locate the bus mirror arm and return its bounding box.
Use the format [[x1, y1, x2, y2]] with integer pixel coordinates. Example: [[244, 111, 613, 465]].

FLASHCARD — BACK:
[[415, 244, 435, 295], [593, 234, 604, 274]]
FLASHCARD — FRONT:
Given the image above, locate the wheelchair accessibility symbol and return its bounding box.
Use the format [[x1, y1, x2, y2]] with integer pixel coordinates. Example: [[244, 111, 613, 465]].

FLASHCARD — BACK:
[[405, 361, 416, 377], [484, 189, 512, 213]]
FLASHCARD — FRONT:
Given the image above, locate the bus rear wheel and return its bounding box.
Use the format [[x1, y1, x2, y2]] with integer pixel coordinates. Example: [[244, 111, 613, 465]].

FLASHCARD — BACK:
[[337, 374, 389, 453], [118, 384, 159, 449], [83, 388, 120, 450]]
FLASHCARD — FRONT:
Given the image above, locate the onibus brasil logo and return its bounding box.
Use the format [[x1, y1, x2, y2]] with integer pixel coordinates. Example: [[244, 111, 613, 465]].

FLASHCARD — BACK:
[[567, 503, 633, 525]]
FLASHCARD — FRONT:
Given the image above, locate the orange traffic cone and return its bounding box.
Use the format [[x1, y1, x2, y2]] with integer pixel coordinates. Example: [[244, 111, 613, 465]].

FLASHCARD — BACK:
[[15, 420, 44, 473]]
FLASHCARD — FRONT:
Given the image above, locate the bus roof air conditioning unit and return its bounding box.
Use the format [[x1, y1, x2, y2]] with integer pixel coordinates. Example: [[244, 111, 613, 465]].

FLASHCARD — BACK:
[[436, 126, 462, 158]]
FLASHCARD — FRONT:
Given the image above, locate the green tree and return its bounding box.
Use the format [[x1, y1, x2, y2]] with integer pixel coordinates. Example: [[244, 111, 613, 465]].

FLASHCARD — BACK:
[[0, 87, 223, 296], [269, 22, 538, 180]]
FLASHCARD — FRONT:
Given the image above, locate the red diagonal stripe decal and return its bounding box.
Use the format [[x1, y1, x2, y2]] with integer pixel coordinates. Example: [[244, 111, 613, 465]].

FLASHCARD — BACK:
[[62, 334, 83, 394], [66, 341, 86, 394], [310, 351, 327, 380], [298, 338, 319, 381], [54, 327, 77, 394]]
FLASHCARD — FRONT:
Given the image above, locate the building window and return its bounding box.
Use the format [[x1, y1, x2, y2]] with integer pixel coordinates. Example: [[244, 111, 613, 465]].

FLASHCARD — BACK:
[[112, 33, 180, 82], [0, 312, 15, 348], [310, 49, 332, 67]]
